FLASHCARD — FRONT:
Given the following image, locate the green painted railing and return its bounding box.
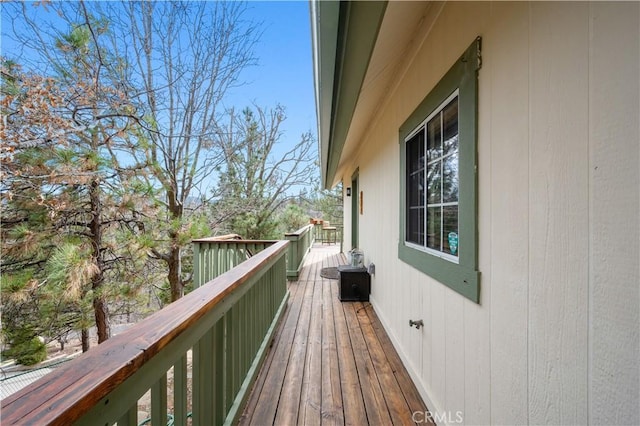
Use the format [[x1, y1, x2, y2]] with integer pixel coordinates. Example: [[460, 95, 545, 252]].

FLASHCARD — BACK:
[[284, 223, 314, 280], [192, 237, 277, 282], [0, 240, 289, 426]]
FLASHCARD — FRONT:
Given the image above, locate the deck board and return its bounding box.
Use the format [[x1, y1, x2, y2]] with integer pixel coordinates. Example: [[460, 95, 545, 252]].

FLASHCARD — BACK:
[[239, 244, 430, 425]]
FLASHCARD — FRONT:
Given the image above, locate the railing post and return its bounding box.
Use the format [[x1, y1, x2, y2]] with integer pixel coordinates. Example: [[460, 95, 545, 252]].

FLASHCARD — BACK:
[[285, 224, 313, 281], [193, 240, 202, 289], [285, 233, 298, 280]]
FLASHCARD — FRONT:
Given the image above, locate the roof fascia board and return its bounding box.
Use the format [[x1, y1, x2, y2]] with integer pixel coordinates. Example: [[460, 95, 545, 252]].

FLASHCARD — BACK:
[[311, 0, 340, 189], [318, 0, 388, 189]]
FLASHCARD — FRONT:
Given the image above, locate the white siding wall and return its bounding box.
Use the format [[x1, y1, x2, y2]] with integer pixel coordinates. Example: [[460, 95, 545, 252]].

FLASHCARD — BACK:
[[337, 2, 639, 424]]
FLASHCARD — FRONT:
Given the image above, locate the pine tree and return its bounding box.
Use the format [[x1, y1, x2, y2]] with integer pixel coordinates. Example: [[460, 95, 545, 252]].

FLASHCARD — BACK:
[[1, 25, 154, 352]]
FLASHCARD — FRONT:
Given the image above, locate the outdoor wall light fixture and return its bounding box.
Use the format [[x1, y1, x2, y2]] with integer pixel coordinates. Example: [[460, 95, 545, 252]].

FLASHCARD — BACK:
[[346, 187, 351, 197], [409, 319, 424, 330]]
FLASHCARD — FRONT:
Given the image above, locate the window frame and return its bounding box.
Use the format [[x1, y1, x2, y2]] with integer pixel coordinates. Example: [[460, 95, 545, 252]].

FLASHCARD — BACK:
[[398, 37, 481, 303]]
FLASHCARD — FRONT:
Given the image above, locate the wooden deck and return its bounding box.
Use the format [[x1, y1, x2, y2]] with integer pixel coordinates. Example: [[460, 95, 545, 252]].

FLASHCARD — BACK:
[[239, 244, 430, 425]]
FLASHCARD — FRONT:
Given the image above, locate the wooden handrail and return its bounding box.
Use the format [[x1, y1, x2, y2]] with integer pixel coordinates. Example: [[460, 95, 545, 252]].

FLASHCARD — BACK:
[[195, 233, 244, 241], [193, 237, 279, 244], [284, 223, 314, 237], [1, 240, 289, 425]]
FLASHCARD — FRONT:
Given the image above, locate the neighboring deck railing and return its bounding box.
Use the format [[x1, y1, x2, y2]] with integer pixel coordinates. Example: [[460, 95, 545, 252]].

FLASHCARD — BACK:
[[192, 236, 277, 281], [312, 221, 343, 251], [0, 240, 290, 426], [284, 223, 314, 280]]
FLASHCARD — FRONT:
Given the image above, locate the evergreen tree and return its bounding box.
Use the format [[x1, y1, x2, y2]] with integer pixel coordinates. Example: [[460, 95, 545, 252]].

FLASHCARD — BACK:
[[1, 25, 154, 352]]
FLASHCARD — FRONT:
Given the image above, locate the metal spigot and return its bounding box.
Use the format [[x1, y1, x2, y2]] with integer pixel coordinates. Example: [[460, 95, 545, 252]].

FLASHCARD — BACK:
[[409, 319, 424, 330]]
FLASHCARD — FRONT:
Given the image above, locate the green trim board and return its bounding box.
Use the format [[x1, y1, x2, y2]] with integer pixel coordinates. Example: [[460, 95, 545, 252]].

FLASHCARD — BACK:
[[398, 37, 481, 303]]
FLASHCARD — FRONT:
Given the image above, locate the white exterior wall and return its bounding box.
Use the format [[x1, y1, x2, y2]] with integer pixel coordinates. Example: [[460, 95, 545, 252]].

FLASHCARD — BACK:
[[337, 2, 639, 424]]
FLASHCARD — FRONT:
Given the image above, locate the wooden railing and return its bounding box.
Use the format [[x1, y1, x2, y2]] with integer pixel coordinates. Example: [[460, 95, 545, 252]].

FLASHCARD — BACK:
[[0, 240, 290, 426], [284, 223, 314, 280]]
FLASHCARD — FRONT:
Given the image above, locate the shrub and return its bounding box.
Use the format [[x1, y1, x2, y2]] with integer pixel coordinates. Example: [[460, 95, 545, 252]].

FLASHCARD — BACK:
[[9, 337, 47, 366]]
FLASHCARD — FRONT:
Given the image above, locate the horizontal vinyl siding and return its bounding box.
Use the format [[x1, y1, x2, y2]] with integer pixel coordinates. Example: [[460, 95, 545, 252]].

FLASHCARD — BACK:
[[336, 2, 639, 424]]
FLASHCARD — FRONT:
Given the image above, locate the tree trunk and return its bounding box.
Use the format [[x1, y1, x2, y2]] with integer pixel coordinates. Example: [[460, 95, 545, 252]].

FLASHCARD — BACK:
[[167, 190, 184, 302], [89, 178, 110, 342], [93, 295, 110, 343], [168, 245, 183, 302], [81, 328, 89, 352]]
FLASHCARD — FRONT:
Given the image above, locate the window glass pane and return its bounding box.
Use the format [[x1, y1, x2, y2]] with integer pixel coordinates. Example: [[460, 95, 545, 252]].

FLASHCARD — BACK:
[[426, 206, 441, 251], [442, 205, 458, 256], [426, 162, 441, 204], [443, 151, 458, 203], [426, 115, 442, 162], [407, 170, 424, 207], [406, 131, 424, 173], [407, 207, 424, 245], [406, 129, 425, 246], [443, 97, 458, 156]]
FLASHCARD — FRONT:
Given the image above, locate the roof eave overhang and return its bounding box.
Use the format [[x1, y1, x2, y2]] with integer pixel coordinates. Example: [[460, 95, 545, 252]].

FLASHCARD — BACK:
[[312, 0, 387, 189]]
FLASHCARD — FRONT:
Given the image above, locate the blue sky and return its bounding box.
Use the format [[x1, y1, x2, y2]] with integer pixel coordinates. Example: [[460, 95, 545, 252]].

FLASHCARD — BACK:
[[2, 0, 318, 198], [1, 1, 318, 196], [1, 0, 318, 156], [227, 1, 317, 146]]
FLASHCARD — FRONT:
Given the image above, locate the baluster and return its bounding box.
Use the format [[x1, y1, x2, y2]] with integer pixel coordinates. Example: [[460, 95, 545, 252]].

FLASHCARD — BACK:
[[173, 355, 188, 426], [226, 306, 234, 411], [212, 313, 228, 425], [193, 328, 214, 425], [151, 373, 167, 426]]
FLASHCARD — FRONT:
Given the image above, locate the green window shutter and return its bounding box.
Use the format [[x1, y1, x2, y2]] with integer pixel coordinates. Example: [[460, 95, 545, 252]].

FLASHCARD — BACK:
[[398, 37, 481, 303]]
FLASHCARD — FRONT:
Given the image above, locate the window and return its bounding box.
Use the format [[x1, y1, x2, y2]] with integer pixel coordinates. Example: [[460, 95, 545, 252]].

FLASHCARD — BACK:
[[406, 91, 459, 262], [398, 38, 481, 303]]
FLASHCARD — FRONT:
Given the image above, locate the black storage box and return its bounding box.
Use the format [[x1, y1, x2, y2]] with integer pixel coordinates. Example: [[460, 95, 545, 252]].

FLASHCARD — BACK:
[[338, 265, 370, 302]]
